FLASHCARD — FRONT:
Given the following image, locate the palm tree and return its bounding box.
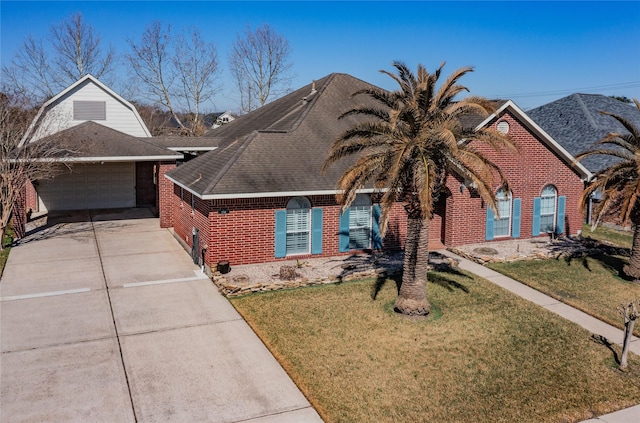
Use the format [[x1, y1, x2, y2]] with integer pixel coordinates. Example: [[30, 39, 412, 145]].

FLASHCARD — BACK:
[[323, 61, 514, 316], [578, 99, 640, 279]]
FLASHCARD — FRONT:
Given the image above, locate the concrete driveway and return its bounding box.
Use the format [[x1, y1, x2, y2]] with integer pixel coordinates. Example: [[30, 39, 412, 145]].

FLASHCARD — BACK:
[[1, 208, 322, 422]]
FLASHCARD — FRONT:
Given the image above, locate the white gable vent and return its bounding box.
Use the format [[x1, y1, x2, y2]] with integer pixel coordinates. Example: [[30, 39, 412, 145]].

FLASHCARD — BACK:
[[73, 101, 106, 120], [496, 120, 509, 134]]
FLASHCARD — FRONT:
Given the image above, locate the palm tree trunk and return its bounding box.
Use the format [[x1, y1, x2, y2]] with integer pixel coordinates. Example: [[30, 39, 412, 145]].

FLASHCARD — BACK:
[[395, 216, 431, 316], [624, 224, 640, 281]]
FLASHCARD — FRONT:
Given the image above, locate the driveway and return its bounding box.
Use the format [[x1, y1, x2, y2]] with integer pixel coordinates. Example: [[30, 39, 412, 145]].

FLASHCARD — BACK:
[[1, 208, 322, 422]]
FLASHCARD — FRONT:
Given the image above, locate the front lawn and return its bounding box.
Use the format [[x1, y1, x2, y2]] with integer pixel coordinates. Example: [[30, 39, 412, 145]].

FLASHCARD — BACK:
[[231, 271, 640, 422], [582, 224, 632, 249], [489, 247, 640, 337]]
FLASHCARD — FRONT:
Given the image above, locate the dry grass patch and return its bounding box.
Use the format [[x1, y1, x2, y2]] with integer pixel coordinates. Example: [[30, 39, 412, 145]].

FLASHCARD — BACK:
[[231, 270, 640, 422], [489, 252, 640, 337]]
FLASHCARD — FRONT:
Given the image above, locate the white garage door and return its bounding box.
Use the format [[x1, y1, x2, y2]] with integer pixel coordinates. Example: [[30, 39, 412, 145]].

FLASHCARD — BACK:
[[37, 162, 136, 211]]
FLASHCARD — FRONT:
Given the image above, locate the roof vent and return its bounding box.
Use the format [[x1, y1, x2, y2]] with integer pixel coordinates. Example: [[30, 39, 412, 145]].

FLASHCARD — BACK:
[[302, 97, 308, 106], [310, 80, 317, 94]]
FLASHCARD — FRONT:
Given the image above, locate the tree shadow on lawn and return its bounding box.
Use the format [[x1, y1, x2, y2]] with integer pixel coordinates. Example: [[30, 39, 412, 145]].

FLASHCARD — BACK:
[[556, 238, 634, 282], [371, 267, 471, 300], [591, 334, 621, 367]]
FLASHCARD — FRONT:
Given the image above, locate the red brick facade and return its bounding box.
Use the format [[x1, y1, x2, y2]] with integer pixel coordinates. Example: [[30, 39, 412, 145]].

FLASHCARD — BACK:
[[428, 112, 585, 246], [157, 161, 176, 228], [169, 110, 587, 268], [171, 192, 407, 267]]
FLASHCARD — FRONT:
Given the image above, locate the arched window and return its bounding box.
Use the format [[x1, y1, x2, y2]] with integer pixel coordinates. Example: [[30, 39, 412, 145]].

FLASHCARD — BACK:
[[494, 188, 512, 237], [540, 185, 557, 233], [349, 194, 372, 249], [286, 197, 311, 255]]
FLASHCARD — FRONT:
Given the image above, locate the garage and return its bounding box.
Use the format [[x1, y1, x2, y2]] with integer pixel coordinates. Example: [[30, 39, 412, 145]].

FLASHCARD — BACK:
[[37, 162, 135, 211]]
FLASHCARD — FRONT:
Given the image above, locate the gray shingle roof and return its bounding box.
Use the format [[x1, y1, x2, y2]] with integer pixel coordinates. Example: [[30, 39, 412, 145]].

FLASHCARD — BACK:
[[149, 135, 219, 150], [528, 94, 640, 173], [167, 73, 380, 197], [34, 121, 182, 160]]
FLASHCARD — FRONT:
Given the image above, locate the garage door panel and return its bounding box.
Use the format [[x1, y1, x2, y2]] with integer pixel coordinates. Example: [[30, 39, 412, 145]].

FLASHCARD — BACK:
[[38, 163, 135, 211]]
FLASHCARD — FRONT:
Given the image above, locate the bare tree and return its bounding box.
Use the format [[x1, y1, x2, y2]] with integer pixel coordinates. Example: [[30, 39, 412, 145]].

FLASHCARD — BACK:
[[173, 28, 220, 135], [127, 22, 220, 136], [2, 12, 115, 103], [0, 91, 71, 247], [126, 22, 183, 129], [617, 300, 640, 371], [228, 24, 293, 112]]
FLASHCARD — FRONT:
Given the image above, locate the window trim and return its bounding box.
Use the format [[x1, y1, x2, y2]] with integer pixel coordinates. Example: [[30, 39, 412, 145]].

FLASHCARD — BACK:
[[540, 185, 557, 233], [285, 197, 311, 256], [494, 188, 512, 238], [348, 194, 373, 250]]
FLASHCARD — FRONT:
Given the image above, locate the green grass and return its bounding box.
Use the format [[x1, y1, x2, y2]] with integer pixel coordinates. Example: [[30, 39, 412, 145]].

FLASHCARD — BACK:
[[582, 223, 632, 249], [0, 226, 14, 278], [488, 225, 638, 337], [231, 271, 640, 422]]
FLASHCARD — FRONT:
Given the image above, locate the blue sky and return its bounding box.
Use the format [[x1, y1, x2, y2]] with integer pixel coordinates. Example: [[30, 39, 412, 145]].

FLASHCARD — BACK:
[[2, 1, 639, 112]]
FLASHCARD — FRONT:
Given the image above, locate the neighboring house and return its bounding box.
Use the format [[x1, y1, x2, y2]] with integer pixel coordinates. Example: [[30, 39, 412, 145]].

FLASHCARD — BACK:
[[528, 94, 640, 225], [209, 111, 236, 129], [528, 94, 640, 173], [16, 75, 184, 235], [165, 73, 593, 269]]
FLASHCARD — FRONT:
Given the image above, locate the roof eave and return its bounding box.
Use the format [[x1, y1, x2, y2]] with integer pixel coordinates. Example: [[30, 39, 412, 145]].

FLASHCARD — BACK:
[[164, 173, 381, 200]]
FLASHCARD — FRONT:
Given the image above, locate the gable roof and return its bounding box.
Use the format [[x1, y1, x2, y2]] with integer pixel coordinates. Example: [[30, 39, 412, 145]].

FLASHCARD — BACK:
[[527, 94, 640, 173], [166, 74, 592, 200], [29, 121, 181, 162], [477, 100, 592, 181], [21, 74, 152, 145]]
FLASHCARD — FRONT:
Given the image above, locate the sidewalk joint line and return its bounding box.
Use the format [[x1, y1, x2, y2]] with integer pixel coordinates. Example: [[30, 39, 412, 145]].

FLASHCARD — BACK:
[[122, 274, 209, 288], [1, 288, 91, 301]]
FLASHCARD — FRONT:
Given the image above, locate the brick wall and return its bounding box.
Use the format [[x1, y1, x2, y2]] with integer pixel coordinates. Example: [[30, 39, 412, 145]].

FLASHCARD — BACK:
[[428, 112, 585, 247], [25, 180, 38, 213], [157, 161, 176, 228], [171, 191, 407, 267]]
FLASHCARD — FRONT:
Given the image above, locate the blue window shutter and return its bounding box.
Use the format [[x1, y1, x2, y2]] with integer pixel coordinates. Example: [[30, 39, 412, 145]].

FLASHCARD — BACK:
[[372, 204, 383, 249], [557, 196, 566, 234], [532, 197, 541, 236], [274, 210, 287, 258], [339, 209, 350, 252], [312, 207, 323, 254], [485, 207, 495, 241], [512, 198, 521, 238]]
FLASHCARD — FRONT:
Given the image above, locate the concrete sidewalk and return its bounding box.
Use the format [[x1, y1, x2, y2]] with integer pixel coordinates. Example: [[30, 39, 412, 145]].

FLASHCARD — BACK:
[[440, 250, 640, 423]]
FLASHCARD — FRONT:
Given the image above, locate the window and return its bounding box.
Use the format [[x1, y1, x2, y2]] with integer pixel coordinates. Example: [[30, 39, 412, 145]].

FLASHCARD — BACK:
[[494, 188, 512, 237], [73, 101, 106, 120], [540, 185, 557, 233], [349, 194, 372, 249], [286, 197, 311, 255]]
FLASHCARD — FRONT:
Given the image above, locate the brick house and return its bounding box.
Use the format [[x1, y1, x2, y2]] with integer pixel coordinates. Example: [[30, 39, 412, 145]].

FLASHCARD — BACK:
[[165, 73, 593, 269]]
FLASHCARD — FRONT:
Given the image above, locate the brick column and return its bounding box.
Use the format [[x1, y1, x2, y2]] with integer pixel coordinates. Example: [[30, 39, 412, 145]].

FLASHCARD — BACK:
[[157, 161, 177, 228]]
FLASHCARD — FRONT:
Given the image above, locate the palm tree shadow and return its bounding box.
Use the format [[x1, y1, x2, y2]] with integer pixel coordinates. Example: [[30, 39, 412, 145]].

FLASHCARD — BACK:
[[556, 237, 633, 281], [371, 270, 401, 299], [428, 269, 471, 292], [371, 266, 471, 299]]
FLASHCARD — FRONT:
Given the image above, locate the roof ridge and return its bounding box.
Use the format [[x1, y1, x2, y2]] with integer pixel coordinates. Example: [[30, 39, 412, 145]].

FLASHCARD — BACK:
[[265, 73, 338, 133], [573, 93, 599, 130], [202, 131, 259, 194]]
